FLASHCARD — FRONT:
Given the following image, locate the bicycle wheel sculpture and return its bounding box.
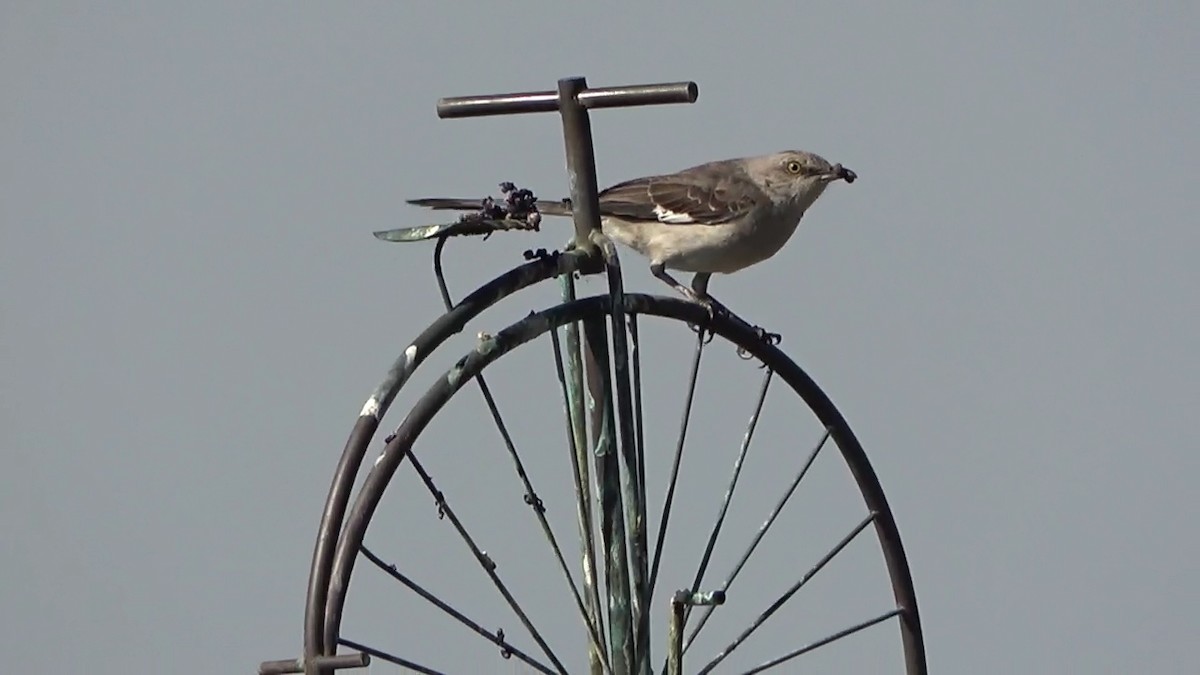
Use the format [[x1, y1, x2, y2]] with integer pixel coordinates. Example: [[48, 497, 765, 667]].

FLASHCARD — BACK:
[[259, 78, 925, 675]]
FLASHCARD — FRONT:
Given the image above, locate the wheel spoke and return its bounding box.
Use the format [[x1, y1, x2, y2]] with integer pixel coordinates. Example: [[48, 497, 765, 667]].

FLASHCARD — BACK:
[[475, 364, 610, 670], [647, 330, 708, 601], [681, 370, 773, 629], [684, 426, 833, 651], [697, 511, 879, 674], [338, 637, 447, 674], [406, 450, 569, 674], [359, 545, 558, 674], [661, 369, 774, 674], [740, 608, 903, 674]]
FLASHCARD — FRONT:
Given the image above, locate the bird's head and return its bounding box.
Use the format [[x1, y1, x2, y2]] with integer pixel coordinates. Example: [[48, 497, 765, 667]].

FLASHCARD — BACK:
[[752, 150, 856, 212]]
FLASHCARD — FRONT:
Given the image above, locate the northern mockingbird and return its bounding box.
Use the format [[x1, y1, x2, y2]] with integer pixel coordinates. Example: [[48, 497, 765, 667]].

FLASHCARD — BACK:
[[410, 150, 856, 312]]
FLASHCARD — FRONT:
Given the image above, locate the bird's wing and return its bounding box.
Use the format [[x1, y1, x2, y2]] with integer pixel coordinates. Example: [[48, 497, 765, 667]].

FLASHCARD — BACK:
[[598, 164, 762, 225]]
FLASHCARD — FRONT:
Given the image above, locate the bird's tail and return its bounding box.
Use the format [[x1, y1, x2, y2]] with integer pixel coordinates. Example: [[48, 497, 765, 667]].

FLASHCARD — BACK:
[[407, 197, 574, 217]]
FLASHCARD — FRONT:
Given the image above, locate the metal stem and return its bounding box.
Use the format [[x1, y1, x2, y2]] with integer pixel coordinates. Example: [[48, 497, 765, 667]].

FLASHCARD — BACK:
[[597, 244, 651, 673], [557, 272, 608, 674], [666, 592, 687, 675], [628, 315, 647, 519], [558, 75, 639, 674], [583, 315, 636, 674], [556, 77, 604, 250], [665, 591, 725, 675]]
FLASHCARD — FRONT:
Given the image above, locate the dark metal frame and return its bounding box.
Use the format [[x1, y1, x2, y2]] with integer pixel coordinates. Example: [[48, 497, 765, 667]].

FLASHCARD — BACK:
[[259, 77, 925, 675]]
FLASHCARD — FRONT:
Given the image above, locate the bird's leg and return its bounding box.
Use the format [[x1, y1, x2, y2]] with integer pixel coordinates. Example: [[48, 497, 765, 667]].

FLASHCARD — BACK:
[[651, 263, 720, 314], [650, 264, 723, 338], [650, 263, 700, 301]]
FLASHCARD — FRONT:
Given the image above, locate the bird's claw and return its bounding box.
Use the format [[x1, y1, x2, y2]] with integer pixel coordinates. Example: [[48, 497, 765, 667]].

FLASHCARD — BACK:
[[694, 292, 729, 320], [685, 293, 726, 342]]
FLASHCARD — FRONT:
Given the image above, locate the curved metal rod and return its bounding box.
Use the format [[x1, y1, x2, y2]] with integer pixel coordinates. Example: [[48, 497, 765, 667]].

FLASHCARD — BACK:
[[320, 294, 926, 674], [303, 248, 594, 663]]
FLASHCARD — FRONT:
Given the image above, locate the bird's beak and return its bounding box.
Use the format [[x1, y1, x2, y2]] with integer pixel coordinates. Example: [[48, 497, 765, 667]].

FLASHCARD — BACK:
[[827, 163, 857, 184]]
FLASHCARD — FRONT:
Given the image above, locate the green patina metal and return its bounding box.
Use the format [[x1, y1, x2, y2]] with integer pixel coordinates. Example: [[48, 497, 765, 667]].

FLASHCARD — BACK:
[[583, 315, 635, 674], [598, 247, 651, 674], [559, 273, 607, 675]]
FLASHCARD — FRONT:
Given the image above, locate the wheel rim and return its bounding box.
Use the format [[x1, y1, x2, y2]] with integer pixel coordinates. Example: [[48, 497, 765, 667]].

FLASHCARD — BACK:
[[316, 292, 926, 674]]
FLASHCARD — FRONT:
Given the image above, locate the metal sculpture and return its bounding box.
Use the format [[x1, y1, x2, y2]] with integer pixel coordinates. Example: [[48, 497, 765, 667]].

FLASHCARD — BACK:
[[259, 77, 925, 675]]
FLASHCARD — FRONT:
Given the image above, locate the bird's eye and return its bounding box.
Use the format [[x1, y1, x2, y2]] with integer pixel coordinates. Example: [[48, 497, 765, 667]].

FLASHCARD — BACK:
[[785, 160, 804, 174]]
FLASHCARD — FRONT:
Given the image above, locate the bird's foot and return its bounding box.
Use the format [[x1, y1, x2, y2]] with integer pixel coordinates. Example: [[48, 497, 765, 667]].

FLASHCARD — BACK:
[[685, 291, 728, 342]]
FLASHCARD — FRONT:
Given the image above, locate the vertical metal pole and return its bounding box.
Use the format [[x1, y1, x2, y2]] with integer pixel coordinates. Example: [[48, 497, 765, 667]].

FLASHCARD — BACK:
[[561, 273, 606, 675], [666, 592, 687, 675], [557, 75, 636, 673], [602, 251, 650, 673], [667, 591, 724, 675], [557, 75, 649, 674], [583, 314, 635, 674], [556, 77, 604, 249]]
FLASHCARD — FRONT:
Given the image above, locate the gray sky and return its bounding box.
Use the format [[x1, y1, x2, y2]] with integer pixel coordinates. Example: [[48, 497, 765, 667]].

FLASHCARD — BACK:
[[3, 3, 1197, 673]]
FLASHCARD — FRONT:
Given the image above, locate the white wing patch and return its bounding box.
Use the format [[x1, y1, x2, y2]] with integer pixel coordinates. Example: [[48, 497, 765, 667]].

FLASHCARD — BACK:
[[653, 204, 696, 224]]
